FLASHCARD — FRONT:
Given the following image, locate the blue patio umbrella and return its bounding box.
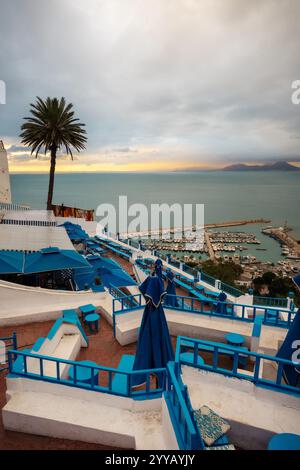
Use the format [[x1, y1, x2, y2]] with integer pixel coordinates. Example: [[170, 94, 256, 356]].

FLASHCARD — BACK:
[[23, 247, 90, 274], [132, 275, 174, 387], [0, 251, 24, 274], [215, 292, 228, 315], [59, 222, 89, 241], [276, 275, 300, 387], [165, 270, 179, 307]]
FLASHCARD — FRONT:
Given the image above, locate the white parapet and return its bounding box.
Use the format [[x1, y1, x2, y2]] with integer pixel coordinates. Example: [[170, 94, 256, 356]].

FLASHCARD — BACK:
[[0, 141, 11, 203], [3, 377, 171, 450], [0, 279, 106, 326], [182, 365, 300, 450]]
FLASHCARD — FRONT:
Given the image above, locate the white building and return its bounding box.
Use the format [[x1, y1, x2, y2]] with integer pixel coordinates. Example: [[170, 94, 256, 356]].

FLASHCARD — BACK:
[[0, 140, 11, 203]]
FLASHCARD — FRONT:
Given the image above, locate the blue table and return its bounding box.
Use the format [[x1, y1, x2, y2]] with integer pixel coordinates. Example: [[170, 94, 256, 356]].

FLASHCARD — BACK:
[[79, 304, 96, 315], [225, 332, 245, 347], [69, 361, 99, 385], [180, 352, 205, 367], [79, 304, 96, 322], [268, 433, 300, 450], [85, 313, 100, 333]]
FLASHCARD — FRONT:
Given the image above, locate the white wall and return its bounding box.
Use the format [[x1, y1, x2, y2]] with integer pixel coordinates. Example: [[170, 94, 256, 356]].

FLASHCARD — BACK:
[[0, 145, 11, 203], [0, 279, 106, 326]]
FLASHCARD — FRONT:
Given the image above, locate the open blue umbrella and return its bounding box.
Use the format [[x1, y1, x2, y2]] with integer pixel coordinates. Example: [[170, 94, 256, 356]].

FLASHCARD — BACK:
[[0, 251, 24, 274], [24, 247, 90, 274], [132, 275, 174, 386], [276, 275, 300, 387], [165, 269, 179, 307]]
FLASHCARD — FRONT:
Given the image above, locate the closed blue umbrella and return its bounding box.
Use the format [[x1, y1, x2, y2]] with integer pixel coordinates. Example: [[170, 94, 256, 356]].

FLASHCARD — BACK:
[[276, 275, 300, 387], [132, 275, 174, 386], [165, 270, 179, 307], [154, 258, 163, 279], [215, 292, 228, 315]]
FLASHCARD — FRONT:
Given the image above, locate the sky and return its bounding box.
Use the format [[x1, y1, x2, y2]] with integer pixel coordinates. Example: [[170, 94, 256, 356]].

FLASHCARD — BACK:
[[0, 0, 299, 173]]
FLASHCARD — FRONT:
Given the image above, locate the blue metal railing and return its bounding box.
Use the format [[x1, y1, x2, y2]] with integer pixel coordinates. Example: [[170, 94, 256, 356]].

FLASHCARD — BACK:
[[112, 293, 143, 336], [220, 281, 244, 298], [199, 270, 216, 287], [253, 296, 288, 308], [0, 333, 17, 373], [8, 349, 166, 399], [112, 292, 294, 329], [165, 362, 202, 450], [176, 336, 300, 396], [109, 284, 127, 299], [182, 264, 198, 279]]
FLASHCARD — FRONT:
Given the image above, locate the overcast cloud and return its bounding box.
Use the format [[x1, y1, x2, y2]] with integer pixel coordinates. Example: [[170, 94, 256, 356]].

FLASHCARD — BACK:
[[0, 0, 299, 170]]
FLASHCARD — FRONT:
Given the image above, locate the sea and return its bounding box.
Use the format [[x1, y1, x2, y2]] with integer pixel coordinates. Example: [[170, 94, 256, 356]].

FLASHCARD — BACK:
[[11, 171, 300, 263]]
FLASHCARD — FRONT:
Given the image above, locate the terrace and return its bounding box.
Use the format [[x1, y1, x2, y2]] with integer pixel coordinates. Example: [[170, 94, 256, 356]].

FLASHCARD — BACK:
[[0, 222, 299, 450]]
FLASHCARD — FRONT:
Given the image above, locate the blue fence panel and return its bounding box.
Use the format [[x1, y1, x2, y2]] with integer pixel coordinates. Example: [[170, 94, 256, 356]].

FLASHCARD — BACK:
[[220, 281, 243, 298], [253, 296, 288, 308], [200, 271, 216, 287], [8, 350, 166, 399], [165, 362, 202, 450], [176, 336, 300, 396], [112, 292, 294, 329]]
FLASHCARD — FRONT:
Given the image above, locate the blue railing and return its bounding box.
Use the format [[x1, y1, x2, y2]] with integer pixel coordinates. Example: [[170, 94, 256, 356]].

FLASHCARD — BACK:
[[199, 270, 216, 287], [176, 336, 300, 396], [0, 333, 17, 373], [182, 264, 198, 279], [112, 292, 294, 329], [168, 295, 294, 327], [165, 362, 202, 450], [220, 281, 244, 298], [253, 296, 288, 308], [169, 259, 181, 269], [109, 284, 127, 300], [112, 293, 143, 336], [8, 349, 166, 399]]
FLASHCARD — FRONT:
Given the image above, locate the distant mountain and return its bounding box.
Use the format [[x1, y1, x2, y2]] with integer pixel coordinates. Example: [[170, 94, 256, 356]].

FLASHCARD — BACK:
[[223, 161, 300, 171]]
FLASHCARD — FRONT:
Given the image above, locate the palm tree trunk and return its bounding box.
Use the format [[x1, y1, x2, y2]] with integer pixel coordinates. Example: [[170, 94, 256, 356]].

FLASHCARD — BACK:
[[47, 145, 57, 210]]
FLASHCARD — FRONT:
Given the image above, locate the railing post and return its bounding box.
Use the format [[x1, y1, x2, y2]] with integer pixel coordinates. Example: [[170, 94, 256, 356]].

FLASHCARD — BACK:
[[253, 357, 261, 383], [8, 351, 13, 373], [113, 314, 116, 338], [12, 332, 17, 351]]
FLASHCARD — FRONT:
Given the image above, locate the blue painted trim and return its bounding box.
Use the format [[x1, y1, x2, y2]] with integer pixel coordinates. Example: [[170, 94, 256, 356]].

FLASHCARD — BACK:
[[32, 337, 46, 352], [47, 317, 89, 347]]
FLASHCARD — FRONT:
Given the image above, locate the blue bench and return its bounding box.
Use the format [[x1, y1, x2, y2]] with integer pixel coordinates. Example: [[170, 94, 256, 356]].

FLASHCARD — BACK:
[[189, 290, 209, 302], [111, 354, 135, 395], [62, 309, 78, 321], [174, 278, 194, 291], [195, 285, 205, 292], [204, 290, 220, 299]]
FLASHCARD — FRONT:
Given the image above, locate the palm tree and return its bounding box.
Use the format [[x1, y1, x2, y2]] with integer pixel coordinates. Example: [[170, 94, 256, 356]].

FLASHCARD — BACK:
[[20, 97, 87, 210]]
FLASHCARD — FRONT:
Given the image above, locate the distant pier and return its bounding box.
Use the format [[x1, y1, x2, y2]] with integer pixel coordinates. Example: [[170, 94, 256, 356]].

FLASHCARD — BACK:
[[124, 218, 271, 238]]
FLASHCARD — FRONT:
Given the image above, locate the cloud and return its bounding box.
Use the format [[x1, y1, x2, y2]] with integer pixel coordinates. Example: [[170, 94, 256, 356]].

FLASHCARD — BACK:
[[0, 0, 300, 171]]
